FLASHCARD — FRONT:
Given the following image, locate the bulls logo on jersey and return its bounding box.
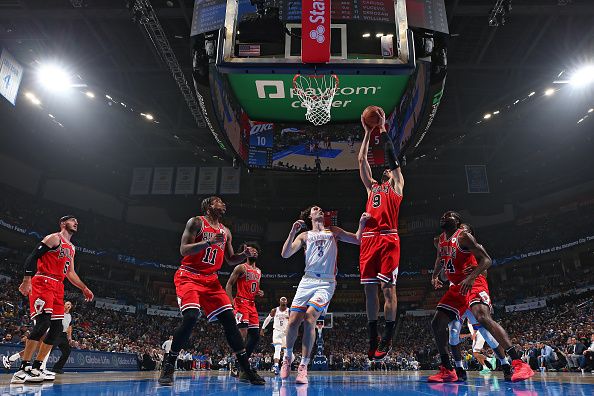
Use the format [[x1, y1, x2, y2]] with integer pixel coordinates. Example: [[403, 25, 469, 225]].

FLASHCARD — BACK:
[[34, 298, 46, 314]]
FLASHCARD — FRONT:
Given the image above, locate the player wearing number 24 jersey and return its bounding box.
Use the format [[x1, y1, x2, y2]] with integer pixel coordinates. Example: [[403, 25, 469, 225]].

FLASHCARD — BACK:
[[428, 211, 534, 383]]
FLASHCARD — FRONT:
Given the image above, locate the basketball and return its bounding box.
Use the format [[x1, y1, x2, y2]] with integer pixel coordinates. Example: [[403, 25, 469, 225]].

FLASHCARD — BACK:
[[362, 105, 384, 128]]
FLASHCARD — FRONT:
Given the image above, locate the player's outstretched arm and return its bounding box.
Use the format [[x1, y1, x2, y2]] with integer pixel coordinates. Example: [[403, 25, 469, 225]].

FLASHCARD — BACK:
[[358, 116, 374, 194], [458, 231, 492, 295], [260, 308, 276, 336], [331, 212, 371, 245], [66, 264, 94, 302], [281, 221, 306, 258], [225, 264, 245, 303], [224, 228, 258, 266]]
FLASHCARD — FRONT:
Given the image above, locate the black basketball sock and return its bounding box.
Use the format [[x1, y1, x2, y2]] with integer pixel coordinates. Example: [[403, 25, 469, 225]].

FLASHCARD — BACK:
[[368, 320, 378, 345], [440, 354, 453, 370], [236, 351, 251, 372], [506, 346, 520, 361], [382, 321, 396, 343], [32, 360, 42, 370], [20, 360, 30, 371]]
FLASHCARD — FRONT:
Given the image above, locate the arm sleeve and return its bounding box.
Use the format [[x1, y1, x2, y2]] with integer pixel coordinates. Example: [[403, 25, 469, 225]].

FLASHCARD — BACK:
[[24, 242, 51, 276], [262, 315, 273, 330], [381, 133, 400, 170]]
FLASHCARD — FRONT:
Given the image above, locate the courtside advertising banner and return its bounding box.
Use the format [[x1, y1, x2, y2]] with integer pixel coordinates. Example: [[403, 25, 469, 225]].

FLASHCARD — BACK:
[[302, 0, 331, 63]]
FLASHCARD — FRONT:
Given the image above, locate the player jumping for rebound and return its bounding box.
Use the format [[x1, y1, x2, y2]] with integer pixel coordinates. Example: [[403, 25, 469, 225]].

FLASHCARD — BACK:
[[158, 196, 265, 385], [13, 215, 94, 384], [225, 241, 264, 376], [261, 297, 290, 375], [358, 108, 404, 361], [280, 205, 369, 383], [428, 211, 534, 383]]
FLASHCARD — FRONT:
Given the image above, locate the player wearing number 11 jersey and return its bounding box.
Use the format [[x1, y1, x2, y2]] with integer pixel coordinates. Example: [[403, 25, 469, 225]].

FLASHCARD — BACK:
[[159, 196, 265, 386]]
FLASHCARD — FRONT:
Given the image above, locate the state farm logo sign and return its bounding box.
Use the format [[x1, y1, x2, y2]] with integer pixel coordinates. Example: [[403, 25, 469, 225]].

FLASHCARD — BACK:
[[308, 0, 326, 44]]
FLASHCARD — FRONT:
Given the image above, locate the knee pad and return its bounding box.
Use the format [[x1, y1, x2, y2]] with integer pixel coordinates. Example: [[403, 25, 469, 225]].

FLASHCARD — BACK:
[[29, 313, 51, 341], [274, 345, 282, 360], [43, 320, 63, 345], [477, 326, 499, 349], [448, 320, 462, 346]]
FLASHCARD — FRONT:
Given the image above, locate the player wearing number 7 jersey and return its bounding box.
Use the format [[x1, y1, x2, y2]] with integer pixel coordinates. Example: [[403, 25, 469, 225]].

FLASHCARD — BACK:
[[428, 211, 534, 383], [159, 196, 265, 386]]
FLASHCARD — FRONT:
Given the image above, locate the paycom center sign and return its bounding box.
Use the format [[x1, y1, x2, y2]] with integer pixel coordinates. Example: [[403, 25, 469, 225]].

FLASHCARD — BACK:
[[227, 74, 409, 123]]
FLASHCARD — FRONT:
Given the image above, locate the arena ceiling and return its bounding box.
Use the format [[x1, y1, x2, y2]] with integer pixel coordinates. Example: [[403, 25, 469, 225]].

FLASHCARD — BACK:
[[0, 0, 593, 211]]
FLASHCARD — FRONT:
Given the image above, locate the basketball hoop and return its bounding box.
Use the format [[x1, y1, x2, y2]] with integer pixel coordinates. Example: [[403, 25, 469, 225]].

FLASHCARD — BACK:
[[293, 74, 339, 126]]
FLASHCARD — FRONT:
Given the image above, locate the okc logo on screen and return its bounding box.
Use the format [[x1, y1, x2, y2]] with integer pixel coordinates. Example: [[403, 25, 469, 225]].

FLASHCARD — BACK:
[[310, 25, 325, 44]]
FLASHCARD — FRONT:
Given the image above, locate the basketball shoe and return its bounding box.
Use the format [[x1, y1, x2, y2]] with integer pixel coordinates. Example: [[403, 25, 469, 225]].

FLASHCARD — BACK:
[[280, 356, 291, 379], [511, 359, 535, 382], [428, 366, 458, 383], [368, 336, 380, 361], [373, 339, 392, 361], [158, 361, 175, 385], [455, 367, 467, 381], [238, 369, 266, 385], [295, 365, 308, 384]]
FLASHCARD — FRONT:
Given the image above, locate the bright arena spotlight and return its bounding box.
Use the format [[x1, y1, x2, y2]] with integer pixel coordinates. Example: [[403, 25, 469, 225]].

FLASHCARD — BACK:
[[37, 63, 73, 92], [569, 65, 594, 87]]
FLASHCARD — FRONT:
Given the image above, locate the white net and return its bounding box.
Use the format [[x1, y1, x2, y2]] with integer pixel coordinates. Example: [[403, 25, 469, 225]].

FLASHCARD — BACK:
[[293, 74, 339, 126]]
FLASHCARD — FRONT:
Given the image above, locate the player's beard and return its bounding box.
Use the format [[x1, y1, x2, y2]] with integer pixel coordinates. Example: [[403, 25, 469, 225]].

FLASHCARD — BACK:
[[440, 219, 457, 233]]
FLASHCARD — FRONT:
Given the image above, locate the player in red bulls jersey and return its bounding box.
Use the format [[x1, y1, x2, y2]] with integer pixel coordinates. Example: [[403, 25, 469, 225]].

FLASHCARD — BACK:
[[225, 241, 264, 374], [358, 107, 404, 361], [159, 197, 265, 386], [13, 215, 94, 384], [428, 211, 534, 383]]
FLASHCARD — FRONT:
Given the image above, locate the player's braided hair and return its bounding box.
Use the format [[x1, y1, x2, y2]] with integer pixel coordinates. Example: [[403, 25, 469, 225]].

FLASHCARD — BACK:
[[444, 211, 463, 228], [239, 241, 261, 255]]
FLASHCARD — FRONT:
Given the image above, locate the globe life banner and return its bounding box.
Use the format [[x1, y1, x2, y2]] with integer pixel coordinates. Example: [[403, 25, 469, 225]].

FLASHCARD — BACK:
[[227, 74, 410, 122], [0, 343, 138, 372]]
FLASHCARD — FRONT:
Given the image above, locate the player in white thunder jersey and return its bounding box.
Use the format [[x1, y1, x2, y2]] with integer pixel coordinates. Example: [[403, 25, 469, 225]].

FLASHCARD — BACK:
[[261, 297, 290, 375], [460, 309, 508, 374], [280, 205, 370, 384]]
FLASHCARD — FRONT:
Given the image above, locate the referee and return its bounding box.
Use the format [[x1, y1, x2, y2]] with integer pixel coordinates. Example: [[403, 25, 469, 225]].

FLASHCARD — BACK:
[[51, 301, 73, 374]]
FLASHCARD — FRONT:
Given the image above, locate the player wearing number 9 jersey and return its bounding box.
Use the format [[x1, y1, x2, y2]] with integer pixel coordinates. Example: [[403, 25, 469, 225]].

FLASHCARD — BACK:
[[358, 107, 404, 361], [160, 196, 266, 386]]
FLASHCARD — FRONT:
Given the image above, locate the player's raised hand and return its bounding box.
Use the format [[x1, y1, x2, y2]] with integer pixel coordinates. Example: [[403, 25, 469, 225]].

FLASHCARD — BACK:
[[18, 279, 32, 296], [291, 220, 306, 233], [360, 115, 373, 134], [359, 212, 371, 225], [257, 289, 264, 297], [82, 287, 94, 302], [431, 276, 443, 290]]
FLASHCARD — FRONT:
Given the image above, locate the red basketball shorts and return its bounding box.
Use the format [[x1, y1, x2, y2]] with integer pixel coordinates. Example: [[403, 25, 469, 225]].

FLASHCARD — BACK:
[[174, 269, 232, 322], [233, 296, 259, 329], [466, 275, 492, 310], [29, 274, 64, 321], [436, 284, 467, 320], [359, 233, 400, 284]]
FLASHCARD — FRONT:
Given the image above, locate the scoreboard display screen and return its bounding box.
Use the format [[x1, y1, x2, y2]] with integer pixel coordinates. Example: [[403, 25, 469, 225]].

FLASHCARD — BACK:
[[281, 0, 395, 22]]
